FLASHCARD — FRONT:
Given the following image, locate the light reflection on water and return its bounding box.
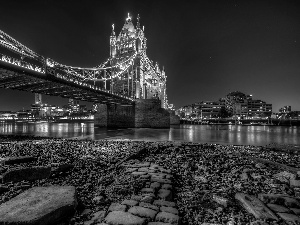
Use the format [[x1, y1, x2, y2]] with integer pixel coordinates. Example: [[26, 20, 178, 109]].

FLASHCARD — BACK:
[[0, 122, 299, 146]]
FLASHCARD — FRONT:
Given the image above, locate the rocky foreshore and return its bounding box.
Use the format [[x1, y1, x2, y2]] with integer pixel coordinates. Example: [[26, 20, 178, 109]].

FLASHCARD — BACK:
[[0, 135, 300, 225]]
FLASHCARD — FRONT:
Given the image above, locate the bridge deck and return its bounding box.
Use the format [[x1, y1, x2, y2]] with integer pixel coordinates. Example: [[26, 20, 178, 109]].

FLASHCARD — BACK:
[[0, 60, 134, 105]]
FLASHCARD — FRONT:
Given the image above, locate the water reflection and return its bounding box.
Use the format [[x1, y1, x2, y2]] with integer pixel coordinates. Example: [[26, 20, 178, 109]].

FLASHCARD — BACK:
[[0, 122, 300, 146]]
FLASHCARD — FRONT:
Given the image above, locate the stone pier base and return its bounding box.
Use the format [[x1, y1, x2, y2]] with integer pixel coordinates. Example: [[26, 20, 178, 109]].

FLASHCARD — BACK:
[[94, 99, 171, 128]]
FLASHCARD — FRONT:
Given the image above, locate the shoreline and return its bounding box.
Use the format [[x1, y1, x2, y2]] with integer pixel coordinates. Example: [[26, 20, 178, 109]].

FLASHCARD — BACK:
[[0, 135, 300, 224]]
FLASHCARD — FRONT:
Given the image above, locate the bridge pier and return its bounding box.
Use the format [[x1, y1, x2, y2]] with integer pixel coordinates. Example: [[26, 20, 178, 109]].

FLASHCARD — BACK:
[[94, 99, 173, 128]]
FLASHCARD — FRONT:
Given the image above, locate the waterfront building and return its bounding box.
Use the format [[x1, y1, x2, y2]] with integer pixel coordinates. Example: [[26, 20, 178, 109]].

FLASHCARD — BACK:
[[225, 91, 272, 119], [279, 106, 292, 113], [194, 101, 223, 119]]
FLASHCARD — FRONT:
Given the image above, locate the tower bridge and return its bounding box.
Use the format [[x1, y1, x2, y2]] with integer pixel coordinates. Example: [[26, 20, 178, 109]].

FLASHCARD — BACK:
[[0, 14, 179, 128]]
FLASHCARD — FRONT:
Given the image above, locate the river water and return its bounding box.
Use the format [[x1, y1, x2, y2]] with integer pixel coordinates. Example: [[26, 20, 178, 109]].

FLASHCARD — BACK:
[[0, 121, 299, 146]]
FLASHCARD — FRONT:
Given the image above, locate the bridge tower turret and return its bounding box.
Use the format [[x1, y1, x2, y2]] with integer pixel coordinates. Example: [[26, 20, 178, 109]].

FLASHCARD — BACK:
[[110, 24, 116, 58]]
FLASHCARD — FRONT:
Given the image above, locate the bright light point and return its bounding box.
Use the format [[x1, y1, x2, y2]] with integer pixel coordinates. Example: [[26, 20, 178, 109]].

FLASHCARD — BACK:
[[126, 13, 131, 21]]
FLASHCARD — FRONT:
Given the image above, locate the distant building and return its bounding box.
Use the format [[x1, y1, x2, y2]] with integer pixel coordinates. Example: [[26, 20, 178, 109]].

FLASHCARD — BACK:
[[225, 91, 272, 118], [194, 101, 223, 119], [177, 91, 273, 119], [279, 106, 291, 113], [35, 93, 42, 105]]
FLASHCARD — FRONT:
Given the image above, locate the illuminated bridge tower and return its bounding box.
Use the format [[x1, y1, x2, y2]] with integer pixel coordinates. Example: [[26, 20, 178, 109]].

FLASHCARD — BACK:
[[107, 14, 168, 108], [94, 14, 176, 128]]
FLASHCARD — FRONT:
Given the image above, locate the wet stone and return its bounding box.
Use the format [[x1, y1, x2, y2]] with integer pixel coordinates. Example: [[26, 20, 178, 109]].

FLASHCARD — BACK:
[[153, 200, 176, 208], [290, 179, 300, 187], [151, 178, 172, 184], [133, 162, 151, 168], [141, 188, 155, 194], [160, 206, 178, 215], [240, 172, 249, 180], [108, 203, 127, 212], [132, 172, 147, 177], [212, 195, 229, 207], [155, 212, 180, 225], [141, 194, 154, 204], [0, 186, 77, 225], [131, 195, 143, 201], [274, 171, 296, 183], [141, 174, 151, 179], [128, 206, 158, 220], [105, 211, 146, 225], [266, 203, 290, 213], [122, 199, 139, 207], [161, 184, 172, 190], [235, 193, 278, 220], [139, 202, 159, 211], [150, 173, 166, 179], [290, 208, 300, 215], [126, 168, 138, 173], [148, 222, 172, 225], [150, 182, 161, 190], [91, 210, 106, 223], [277, 213, 300, 223], [283, 196, 300, 208], [138, 167, 152, 172], [158, 189, 173, 201]]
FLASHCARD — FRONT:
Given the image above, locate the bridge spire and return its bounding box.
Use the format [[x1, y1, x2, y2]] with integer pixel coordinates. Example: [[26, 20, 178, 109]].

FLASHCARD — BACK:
[[111, 24, 115, 36], [136, 14, 140, 29]]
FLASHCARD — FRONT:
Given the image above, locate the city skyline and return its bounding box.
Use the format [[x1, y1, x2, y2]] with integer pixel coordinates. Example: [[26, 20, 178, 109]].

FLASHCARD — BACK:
[[0, 0, 299, 112]]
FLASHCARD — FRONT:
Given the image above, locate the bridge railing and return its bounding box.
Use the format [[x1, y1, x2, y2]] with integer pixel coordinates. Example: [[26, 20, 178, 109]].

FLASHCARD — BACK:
[[0, 53, 45, 73]]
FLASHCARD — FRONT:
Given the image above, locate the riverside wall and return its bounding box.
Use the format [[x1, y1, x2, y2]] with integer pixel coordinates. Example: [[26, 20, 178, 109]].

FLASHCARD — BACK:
[[94, 99, 177, 128]]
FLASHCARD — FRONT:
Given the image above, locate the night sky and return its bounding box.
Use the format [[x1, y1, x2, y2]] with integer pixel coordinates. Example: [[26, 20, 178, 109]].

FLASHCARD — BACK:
[[0, 0, 299, 112]]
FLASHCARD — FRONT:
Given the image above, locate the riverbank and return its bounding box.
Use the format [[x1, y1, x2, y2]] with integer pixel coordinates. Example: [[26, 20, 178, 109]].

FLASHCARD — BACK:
[[0, 135, 300, 224]]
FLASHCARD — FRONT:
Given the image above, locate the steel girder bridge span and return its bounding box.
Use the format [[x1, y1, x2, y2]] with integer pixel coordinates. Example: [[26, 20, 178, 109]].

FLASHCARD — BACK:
[[0, 29, 135, 105]]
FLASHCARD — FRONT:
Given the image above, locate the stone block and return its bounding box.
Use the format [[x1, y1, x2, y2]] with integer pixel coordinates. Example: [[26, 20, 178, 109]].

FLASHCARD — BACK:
[[2, 156, 37, 165], [274, 171, 296, 183], [277, 213, 300, 223], [2, 166, 51, 183], [132, 172, 147, 177], [91, 210, 106, 223], [290, 179, 300, 187], [122, 199, 139, 207], [0, 186, 77, 225], [150, 182, 161, 190], [105, 211, 146, 225], [148, 223, 172, 225], [139, 202, 159, 211], [155, 212, 180, 224], [141, 188, 155, 194], [161, 184, 172, 190], [108, 203, 127, 212], [141, 194, 154, 204], [266, 203, 290, 213], [151, 178, 172, 184], [126, 168, 138, 173], [138, 167, 152, 172], [131, 195, 143, 201], [153, 200, 176, 208], [290, 208, 300, 215], [212, 195, 229, 207], [158, 189, 173, 201], [128, 206, 158, 220], [235, 193, 278, 220], [282, 196, 300, 208], [160, 206, 178, 215]]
